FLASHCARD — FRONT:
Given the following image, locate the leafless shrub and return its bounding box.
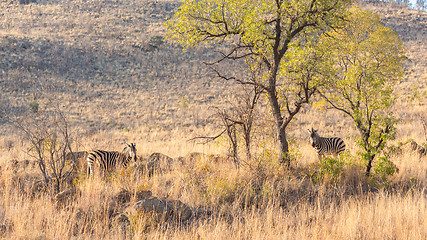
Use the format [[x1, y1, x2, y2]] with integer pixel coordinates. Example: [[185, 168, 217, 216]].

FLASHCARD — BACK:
[[12, 98, 76, 194], [190, 77, 263, 167]]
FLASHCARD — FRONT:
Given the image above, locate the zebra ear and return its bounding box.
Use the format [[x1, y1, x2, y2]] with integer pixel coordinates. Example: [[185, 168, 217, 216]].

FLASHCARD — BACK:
[[307, 129, 312, 134]]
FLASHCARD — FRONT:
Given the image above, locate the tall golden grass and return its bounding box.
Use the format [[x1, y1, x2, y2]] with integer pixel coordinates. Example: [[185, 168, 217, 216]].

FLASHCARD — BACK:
[[0, 0, 426, 239], [0, 143, 426, 239]]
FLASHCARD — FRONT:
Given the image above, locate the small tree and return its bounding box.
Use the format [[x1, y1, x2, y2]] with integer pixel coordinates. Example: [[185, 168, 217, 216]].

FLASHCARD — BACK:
[[167, 0, 353, 165], [190, 81, 263, 167], [316, 7, 405, 176], [13, 99, 75, 194]]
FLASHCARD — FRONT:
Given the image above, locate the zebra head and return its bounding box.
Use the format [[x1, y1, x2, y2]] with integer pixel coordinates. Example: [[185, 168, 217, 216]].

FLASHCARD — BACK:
[[123, 143, 137, 162], [307, 128, 320, 147]]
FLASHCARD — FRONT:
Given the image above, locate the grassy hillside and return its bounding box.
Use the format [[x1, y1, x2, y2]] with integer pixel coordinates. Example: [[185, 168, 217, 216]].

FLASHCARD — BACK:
[[0, 0, 426, 239], [361, 2, 427, 102], [0, 0, 426, 147]]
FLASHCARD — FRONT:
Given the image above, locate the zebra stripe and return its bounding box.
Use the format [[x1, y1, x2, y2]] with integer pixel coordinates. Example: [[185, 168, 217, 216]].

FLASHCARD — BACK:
[[87, 143, 137, 176], [308, 128, 345, 161]]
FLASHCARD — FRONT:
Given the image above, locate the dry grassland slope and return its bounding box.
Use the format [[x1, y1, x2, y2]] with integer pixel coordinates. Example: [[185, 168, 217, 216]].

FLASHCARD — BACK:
[[0, 1, 426, 239]]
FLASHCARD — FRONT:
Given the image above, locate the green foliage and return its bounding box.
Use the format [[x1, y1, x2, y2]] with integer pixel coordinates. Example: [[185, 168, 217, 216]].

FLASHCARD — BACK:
[[166, 0, 354, 165], [166, 0, 353, 90], [73, 172, 88, 187], [354, 116, 398, 161], [179, 96, 189, 109], [410, 177, 418, 185], [166, 0, 352, 50], [148, 35, 164, 48], [374, 156, 398, 181], [309, 151, 361, 184], [315, 7, 405, 175], [205, 176, 243, 204], [319, 157, 345, 180], [29, 100, 39, 113], [310, 155, 348, 184]]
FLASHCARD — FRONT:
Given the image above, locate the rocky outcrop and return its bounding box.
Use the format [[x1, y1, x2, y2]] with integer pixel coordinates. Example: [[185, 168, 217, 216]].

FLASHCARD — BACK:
[[126, 197, 193, 222], [145, 152, 176, 176]]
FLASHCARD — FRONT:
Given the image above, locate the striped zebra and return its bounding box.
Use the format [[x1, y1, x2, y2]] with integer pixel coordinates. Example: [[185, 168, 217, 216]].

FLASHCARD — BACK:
[[308, 128, 345, 161], [87, 143, 137, 176]]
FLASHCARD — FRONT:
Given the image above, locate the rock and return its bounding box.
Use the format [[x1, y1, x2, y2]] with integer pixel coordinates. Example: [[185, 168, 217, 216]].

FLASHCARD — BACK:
[[126, 197, 192, 222], [113, 189, 152, 206], [7, 159, 19, 172], [169, 200, 193, 221], [135, 190, 152, 201], [60, 170, 79, 187], [114, 189, 132, 205], [146, 152, 175, 176], [6, 159, 37, 173], [131, 197, 173, 219], [392, 141, 427, 157]]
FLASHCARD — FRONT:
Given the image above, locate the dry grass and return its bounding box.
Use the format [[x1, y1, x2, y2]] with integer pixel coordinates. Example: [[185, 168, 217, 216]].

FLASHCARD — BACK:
[[146, 190, 426, 239], [0, 147, 426, 239], [0, 0, 426, 239]]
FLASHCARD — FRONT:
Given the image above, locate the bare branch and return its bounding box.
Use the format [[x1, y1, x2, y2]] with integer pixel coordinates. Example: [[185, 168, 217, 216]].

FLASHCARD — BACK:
[[188, 128, 229, 144]]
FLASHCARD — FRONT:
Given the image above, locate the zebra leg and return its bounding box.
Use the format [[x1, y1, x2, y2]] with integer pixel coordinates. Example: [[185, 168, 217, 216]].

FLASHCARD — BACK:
[[87, 162, 93, 177]]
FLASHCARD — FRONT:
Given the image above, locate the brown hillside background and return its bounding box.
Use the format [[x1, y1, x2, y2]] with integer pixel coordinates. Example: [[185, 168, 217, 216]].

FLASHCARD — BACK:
[[0, 0, 425, 154], [0, 0, 426, 239]]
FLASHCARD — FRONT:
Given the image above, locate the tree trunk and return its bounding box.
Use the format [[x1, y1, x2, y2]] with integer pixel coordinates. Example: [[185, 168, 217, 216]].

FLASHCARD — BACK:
[[266, 87, 290, 166], [365, 154, 375, 176], [278, 126, 290, 166], [38, 159, 50, 185], [245, 137, 252, 162]]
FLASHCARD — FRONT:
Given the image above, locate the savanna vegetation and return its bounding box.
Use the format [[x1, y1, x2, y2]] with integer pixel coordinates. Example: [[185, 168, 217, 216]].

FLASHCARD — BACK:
[[0, 0, 426, 239]]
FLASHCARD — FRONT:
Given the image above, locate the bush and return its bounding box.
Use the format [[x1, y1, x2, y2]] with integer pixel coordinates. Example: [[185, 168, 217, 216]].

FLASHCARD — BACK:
[[316, 156, 346, 183], [309, 152, 357, 184], [29, 101, 39, 113], [374, 156, 398, 182], [148, 35, 164, 49]]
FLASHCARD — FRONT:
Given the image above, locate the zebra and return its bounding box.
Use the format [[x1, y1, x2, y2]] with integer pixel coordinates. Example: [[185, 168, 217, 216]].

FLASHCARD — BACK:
[[87, 143, 137, 176], [307, 128, 345, 161]]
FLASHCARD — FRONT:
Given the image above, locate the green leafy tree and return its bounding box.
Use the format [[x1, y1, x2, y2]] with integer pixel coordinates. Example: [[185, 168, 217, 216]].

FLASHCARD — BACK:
[[166, 0, 353, 165], [316, 7, 405, 176]]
